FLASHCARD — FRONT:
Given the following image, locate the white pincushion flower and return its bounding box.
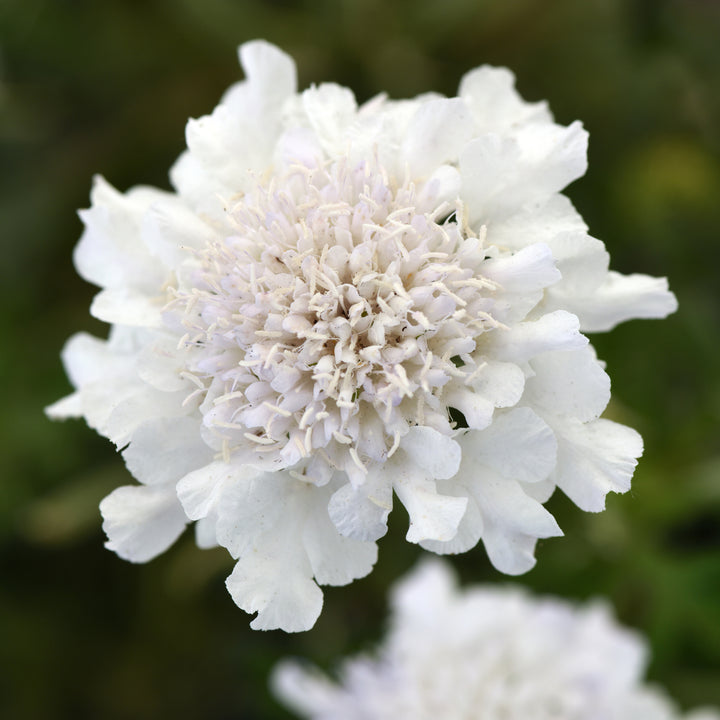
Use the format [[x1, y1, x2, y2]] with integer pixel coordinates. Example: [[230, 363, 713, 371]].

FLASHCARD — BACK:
[[48, 41, 677, 631], [274, 561, 720, 720]]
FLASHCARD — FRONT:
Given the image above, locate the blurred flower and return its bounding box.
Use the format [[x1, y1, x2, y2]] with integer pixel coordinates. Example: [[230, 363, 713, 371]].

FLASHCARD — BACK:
[[48, 41, 676, 631], [274, 561, 719, 720]]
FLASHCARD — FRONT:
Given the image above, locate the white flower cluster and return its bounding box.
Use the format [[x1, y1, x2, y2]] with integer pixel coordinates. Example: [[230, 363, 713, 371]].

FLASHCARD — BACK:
[[49, 40, 677, 631], [274, 561, 719, 720]]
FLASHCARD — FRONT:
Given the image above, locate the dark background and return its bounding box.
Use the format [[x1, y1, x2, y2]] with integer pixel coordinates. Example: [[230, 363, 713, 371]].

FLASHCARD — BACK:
[[1, 0, 719, 718]]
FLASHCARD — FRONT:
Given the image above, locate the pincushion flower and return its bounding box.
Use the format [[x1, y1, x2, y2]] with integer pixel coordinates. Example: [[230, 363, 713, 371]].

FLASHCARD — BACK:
[[48, 40, 677, 631], [274, 561, 719, 720]]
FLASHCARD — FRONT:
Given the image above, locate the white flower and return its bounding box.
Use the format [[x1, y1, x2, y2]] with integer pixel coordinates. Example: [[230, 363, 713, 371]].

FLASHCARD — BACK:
[[274, 561, 720, 720], [48, 40, 677, 631]]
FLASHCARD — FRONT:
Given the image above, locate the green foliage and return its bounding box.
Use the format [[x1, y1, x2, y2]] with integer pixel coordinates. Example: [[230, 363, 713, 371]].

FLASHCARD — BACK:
[[1, 0, 719, 717]]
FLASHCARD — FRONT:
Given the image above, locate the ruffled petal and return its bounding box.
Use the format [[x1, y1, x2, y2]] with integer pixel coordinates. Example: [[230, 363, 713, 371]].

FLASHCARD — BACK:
[[135, 335, 192, 392], [122, 416, 212, 486], [475, 471, 563, 574], [391, 429, 467, 543], [183, 41, 297, 195], [460, 122, 587, 224], [176, 460, 248, 522], [100, 483, 188, 563], [491, 310, 587, 363], [100, 386, 190, 448], [395, 477, 468, 544], [328, 472, 392, 542], [567, 271, 678, 332], [482, 243, 561, 322], [459, 65, 552, 132], [467, 359, 526, 409], [551, 417, 643, 512], [45, 392, 82, 419], [89, 287, 163, 327], [223, 476, 376, 632], [141, 197, 217, 269], [466, 407, 557, 484], [524, 347, 611, 423], [398, 427, 462, 481], [302, 496, 378, 586], [74, 176, 168, 291], [401, 98, 474, 178], [226, 543, 323, 633], [420, 494, 484, 555], [487, 195, 588, 252], [302, 83, 358, 155], [238, 39, 297, 112]]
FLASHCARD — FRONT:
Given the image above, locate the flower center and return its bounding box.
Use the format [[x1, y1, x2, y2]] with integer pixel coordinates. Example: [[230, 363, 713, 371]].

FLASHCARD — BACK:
[[175, 159, 501, 482]]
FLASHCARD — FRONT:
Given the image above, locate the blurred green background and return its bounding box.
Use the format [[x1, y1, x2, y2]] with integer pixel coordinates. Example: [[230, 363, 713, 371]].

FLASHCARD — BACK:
[[1, 0, 719, 718]]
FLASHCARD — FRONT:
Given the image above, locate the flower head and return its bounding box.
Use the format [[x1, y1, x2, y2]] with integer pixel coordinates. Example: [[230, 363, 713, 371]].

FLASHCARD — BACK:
[[49, 41, 677, 631], [274, 561, 719, 720]]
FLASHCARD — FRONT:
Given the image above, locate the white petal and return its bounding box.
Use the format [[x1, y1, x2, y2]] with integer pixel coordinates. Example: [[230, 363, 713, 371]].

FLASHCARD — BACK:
[[194, 515, 219, 549], [101, 387, 189, 448], [275, 126, 324, 169], [169, 151, 229, 220], [466, 407, 557, 484], [226, 546, 322, 633], [328, 475, 392, 542], [417, 164, 462, 210], [482, 243, 561, 296], [459, 65, 552, 132], [302, 83, 357, 154], [399, 427, 462, 480], [551, 418, 643, 512], [525, 347, 610, 423], [543, 231, 609, 293], [176, 460, 244, 521], [460, 122, 587, 223], [100, 483, 187, 563], [58, 332, 115, 388], [401, 98, 474, 177], [444, 387, 494, 430], [185, 107, 266, 192], [216, 475, 375, 630], [515, 120, 588, 197], [482, 520, 542, 575], [141, 198, 216, 268], [420, 494, 484, 555], [212, 472, 283, 557], [395, 477, 468, 544], [45, 392, 82, 419], [135, 335, 191, 392], [474, 471, 562, 574], [302, 498, 377, 586], [122, 416, 212, 485], [487, 195, 588, 252], [89, 287, 163, 327], [74, 176, 167, 291], [520, 476, 556, 504], [468, 359, 526, 408], [568, 271, 678, 332], [181, 45, 295, 194], [460, 133, 520, 223], [491, 310, 587, 363], [238, 39, 297, 110]]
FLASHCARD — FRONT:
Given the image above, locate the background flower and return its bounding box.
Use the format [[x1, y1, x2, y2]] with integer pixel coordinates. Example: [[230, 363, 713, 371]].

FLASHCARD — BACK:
[[274, 560, 720, 720], [3, 0, 720, 717]]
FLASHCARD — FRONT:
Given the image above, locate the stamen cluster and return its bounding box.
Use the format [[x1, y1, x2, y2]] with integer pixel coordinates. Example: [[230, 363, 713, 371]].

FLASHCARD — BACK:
[[179, 160, 499, 484]]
